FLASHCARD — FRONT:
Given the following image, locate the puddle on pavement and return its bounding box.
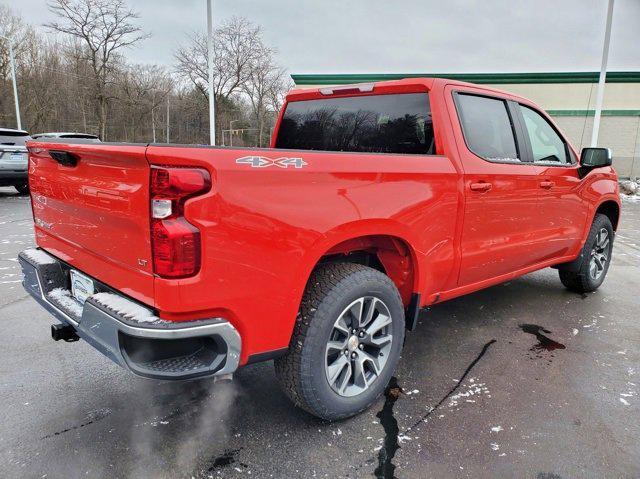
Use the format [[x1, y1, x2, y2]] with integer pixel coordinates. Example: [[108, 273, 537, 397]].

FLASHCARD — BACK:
[[207, 448, 245, 472], [374, 376, 403, 479], [371, 340, 497, 477], [519, 324, 566, 358]]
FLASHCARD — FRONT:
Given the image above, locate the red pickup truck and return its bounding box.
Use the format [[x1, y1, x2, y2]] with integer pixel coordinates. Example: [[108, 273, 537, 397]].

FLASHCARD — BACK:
[[20, 78, 619, 420]]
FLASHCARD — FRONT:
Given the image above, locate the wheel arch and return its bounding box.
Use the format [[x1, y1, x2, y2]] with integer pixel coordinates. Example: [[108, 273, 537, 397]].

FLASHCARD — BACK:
[[595, 199, 620, 231], [316, 234, 419, 306], [294, 222, 422, 309]]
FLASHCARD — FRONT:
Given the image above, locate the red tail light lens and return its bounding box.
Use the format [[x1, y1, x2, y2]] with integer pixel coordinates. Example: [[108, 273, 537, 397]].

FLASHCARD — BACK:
[[150, 167, 211, 278], [151, 167, 210, 200]]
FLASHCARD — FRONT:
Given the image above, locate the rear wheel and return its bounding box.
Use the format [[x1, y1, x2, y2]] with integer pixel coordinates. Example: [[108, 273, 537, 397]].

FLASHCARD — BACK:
[[275, 263, 405, 420], [14, 182, 29, 195], [559, 214, 614, 293]]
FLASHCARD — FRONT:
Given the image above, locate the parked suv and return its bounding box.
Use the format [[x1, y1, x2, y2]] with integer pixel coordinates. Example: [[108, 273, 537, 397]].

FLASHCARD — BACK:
[[0, 128, 31, 194], [19, 78, 619, 420]]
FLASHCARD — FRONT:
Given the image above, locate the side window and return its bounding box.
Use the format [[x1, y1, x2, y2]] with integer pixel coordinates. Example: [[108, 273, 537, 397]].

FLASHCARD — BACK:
[[456, 94, 519, 162], [520, 105, 568, 164]]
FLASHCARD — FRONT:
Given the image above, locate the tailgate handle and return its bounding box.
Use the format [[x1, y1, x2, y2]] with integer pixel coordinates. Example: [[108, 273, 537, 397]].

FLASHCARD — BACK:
[[49, 150, 79, 167]]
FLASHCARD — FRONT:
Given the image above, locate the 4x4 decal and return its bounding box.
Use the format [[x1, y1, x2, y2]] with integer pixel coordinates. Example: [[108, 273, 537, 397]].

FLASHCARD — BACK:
[[235, 156, 307, 169]]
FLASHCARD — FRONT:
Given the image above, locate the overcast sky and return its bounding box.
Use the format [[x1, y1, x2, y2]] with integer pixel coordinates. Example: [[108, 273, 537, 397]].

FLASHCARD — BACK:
[[6, 0, 640, 74]]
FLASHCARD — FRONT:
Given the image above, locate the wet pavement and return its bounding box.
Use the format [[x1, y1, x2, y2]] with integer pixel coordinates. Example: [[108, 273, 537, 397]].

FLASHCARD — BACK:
[[0, 186, 639, 478]]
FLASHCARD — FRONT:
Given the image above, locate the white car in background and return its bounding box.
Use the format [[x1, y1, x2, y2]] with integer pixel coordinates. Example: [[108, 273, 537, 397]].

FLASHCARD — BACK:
[[0, 128, 31, 195]]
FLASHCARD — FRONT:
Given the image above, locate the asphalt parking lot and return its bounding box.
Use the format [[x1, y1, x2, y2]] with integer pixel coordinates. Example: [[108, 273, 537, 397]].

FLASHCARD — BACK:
[[0, 186, 638, 479]]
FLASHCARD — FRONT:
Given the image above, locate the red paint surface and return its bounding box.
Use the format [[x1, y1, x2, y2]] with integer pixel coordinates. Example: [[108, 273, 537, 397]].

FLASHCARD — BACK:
[[27, 78, 620, 365]]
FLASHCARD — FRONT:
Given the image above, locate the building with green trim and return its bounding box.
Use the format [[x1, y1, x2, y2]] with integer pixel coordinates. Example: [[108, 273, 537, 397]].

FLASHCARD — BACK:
[[291, 72, 640, 178]]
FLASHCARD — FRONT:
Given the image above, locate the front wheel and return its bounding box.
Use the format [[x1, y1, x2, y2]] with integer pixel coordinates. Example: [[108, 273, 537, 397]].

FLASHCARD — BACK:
[[559, 214, 614, 293], [275, 263, 405, 420]]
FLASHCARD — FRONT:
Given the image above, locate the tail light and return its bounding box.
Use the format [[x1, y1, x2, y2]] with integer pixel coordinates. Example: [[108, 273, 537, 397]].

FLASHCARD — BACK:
[[150, 166, 211, 278]]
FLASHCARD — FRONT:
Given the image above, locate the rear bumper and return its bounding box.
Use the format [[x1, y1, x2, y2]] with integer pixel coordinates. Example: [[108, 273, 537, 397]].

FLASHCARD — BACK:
[[18, 248, 241, 380], [0, 170, 27, 183]]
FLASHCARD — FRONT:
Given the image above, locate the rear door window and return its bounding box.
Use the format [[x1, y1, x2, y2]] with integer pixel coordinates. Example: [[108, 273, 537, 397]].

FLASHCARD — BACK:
[[455, 94, 520, 162], [275, 93, 435, 154], [519, 105, 568, 164]]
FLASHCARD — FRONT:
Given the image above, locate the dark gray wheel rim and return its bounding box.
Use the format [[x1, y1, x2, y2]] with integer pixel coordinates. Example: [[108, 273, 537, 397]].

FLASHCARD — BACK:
[[589, 227, 610, 280], [324, 296, 393, 397]]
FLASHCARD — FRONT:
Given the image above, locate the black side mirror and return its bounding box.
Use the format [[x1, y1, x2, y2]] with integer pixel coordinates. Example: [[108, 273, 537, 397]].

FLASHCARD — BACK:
[[580, 147, 612, 168]]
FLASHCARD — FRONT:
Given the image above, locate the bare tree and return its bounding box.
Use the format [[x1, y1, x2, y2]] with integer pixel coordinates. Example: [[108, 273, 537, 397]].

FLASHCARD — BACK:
[[46, 0, 149, 139], [117, 64, 173, 141], [0, 7, 289, 146], [0, 4, 35, 79], [243, 46, 289, 147], [174, 17, 264, 137]]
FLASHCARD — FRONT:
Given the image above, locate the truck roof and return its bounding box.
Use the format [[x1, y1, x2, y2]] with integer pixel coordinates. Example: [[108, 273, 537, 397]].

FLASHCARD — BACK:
[[286, 76, 532, 105]]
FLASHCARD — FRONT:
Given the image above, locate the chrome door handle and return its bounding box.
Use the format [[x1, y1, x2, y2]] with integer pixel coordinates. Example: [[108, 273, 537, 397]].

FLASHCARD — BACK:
[[540, 180, 554, 189]]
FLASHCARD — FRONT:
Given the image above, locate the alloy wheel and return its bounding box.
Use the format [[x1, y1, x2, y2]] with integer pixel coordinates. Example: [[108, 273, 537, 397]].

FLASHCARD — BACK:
[[589, 227, 610, 280], [324, 296, 393, 397]]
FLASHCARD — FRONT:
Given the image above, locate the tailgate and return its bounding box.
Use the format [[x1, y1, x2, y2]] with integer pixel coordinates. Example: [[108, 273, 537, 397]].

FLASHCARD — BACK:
[[28, 142, 154, 305]]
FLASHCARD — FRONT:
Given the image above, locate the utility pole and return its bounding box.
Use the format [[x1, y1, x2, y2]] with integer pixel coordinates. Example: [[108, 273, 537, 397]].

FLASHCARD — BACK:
[[166, 97, 170, 143], [591, 0, 615, 147], [1, 35, 22, 130], [151, 91, 156, 143], [207, 0, 216, 145]]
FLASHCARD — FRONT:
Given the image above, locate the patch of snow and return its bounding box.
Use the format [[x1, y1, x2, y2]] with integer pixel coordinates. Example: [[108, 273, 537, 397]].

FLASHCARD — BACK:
[[490, 443, 500, 451], [490, 426, 503, 433], [48, 288, 83, 317], [21, 248, 57, 265], [91, 292, 161, 324], [619, 398, 630, 406], [448, 378, 490, 407], [572, 328, 579, 336]]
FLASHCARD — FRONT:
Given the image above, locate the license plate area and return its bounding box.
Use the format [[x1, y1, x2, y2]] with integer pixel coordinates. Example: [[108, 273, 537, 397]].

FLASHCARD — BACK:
[[70, 269, 95, 304], [10, 152, 25, 162]]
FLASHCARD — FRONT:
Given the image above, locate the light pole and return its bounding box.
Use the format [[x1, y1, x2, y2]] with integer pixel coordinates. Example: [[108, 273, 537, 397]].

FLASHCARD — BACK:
[[166, 97, 170, 143], [1, 35, 22, 130], [591, 0, 615, 147], [206, 0, 216, 146], [229, 119, 240, 146]]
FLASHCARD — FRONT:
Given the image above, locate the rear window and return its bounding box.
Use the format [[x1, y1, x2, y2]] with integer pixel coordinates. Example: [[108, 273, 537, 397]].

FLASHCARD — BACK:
[[0, 133, 31, 146], [275, 93, 435, 155]]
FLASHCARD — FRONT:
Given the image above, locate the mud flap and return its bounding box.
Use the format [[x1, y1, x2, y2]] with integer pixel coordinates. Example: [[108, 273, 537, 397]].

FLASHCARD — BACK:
[[405, 293, 421, 331]]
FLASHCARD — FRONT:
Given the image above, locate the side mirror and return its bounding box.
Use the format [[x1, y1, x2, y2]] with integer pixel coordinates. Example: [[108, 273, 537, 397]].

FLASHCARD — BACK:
[[580, 147, 612, 168]]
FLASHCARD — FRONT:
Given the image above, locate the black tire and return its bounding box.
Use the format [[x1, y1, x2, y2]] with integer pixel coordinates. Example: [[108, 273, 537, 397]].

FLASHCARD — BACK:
[[275, 262, 405, 421], [559, 214, 614, 293], [14, 182, 29, 195]]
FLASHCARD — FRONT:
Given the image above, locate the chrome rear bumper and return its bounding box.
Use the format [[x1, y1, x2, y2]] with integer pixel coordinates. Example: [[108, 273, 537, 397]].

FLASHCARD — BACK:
[[18, 248, 241, 380]]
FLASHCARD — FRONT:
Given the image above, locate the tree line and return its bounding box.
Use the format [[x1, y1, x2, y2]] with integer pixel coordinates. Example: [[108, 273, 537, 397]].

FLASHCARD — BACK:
[[0, 0, 291, 146]]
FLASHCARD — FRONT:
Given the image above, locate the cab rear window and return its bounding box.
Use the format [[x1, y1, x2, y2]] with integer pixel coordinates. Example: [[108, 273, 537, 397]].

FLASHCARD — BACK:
[[275, 93, 435, 155]]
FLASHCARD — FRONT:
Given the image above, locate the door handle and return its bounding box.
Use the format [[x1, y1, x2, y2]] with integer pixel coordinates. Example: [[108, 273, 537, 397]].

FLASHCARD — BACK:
[[540, 180, 555, 189], [470, 182, 492, 192]]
